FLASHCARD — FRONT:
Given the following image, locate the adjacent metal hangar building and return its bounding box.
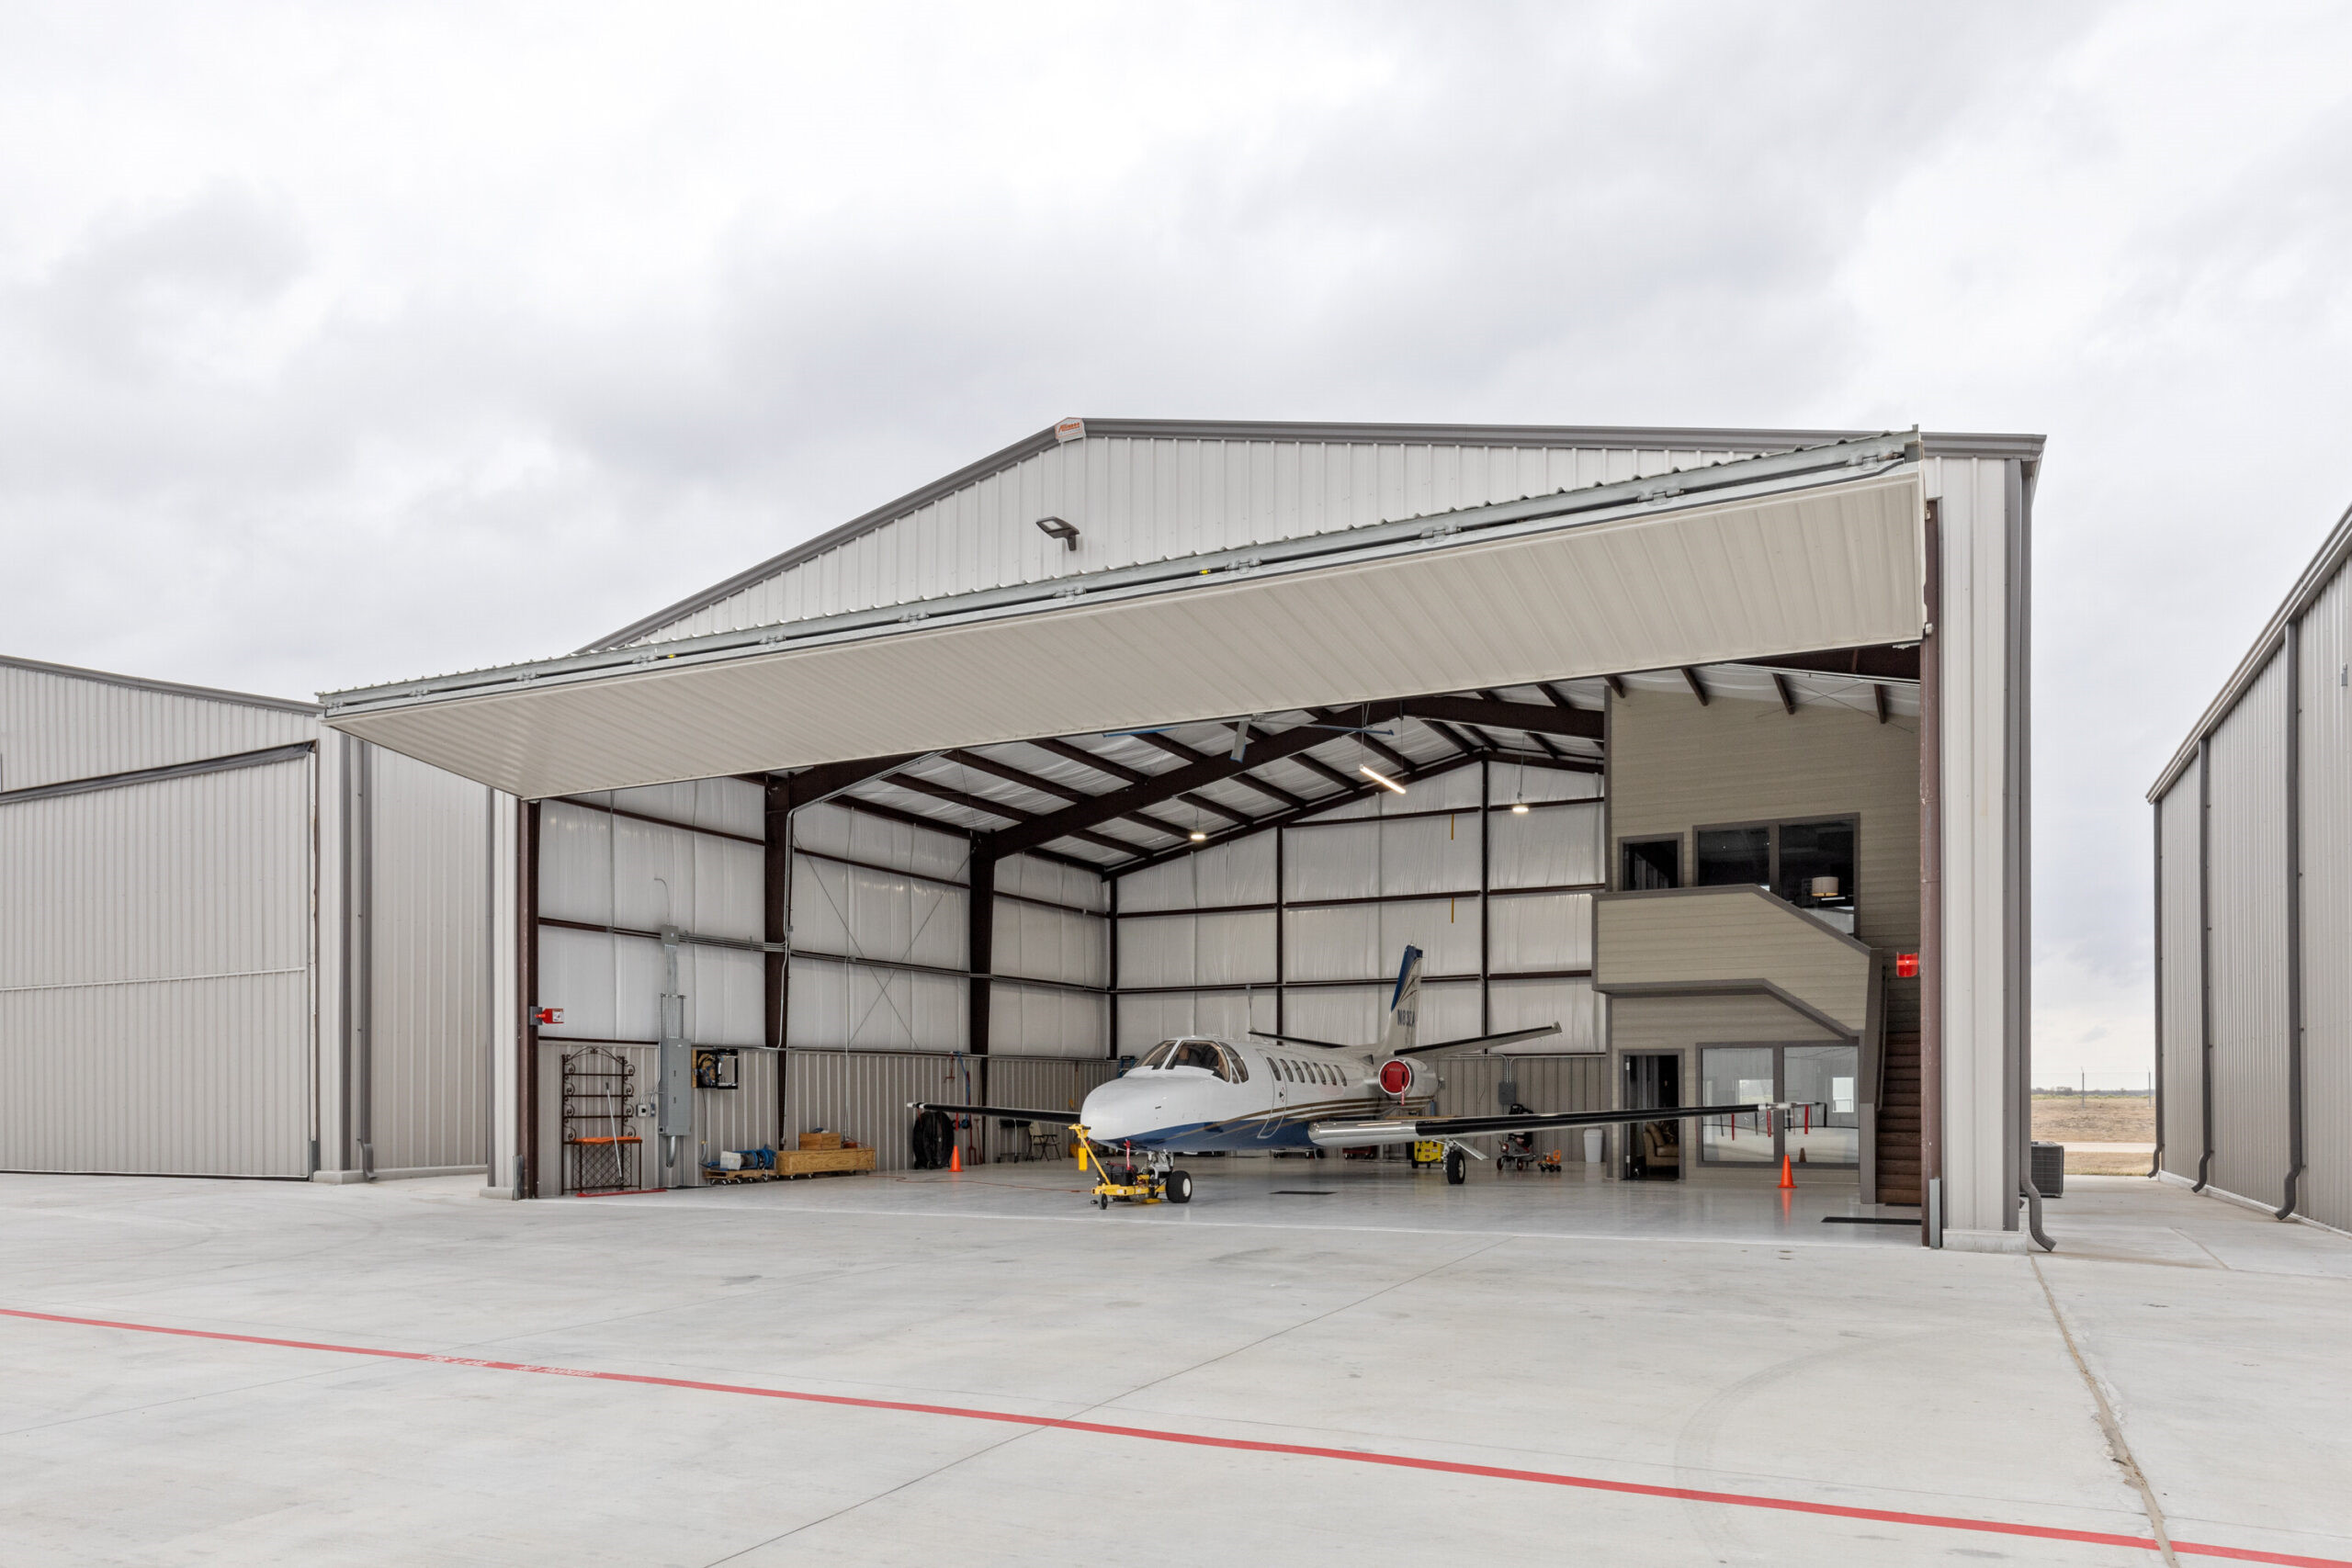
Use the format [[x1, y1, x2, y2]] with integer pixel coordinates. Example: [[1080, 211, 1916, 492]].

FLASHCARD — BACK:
[[0, 657, 494, 1181], [322, 417, 2048, 1250], [2150, 501, 2352, 1234]]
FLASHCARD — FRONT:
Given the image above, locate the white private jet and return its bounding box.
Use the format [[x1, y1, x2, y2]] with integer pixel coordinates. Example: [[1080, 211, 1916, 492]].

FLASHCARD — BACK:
[[914, 945, 1775, 1202]]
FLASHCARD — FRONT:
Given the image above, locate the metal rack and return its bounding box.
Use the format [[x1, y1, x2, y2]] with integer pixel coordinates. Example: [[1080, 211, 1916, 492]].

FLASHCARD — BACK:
[[561, 1046, 640, 1193]]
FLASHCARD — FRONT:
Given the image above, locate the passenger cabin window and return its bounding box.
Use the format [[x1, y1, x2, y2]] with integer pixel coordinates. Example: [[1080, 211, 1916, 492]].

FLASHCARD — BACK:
[[1621, 837, 1681, 891]]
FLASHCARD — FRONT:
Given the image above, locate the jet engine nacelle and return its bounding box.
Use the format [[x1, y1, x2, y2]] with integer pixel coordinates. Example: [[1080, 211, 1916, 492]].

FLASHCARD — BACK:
[[1375, 1056, 1432, 1102]]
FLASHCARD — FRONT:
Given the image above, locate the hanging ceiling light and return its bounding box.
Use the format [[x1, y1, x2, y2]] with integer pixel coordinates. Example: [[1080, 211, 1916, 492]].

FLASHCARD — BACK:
[[1510, 758, 1530, 813]]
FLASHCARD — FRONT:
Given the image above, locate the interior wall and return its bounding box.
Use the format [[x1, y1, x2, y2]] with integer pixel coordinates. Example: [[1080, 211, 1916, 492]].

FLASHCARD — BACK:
[[1606, 674, 1923, 1035], [1113, 758, 1602, 1055]]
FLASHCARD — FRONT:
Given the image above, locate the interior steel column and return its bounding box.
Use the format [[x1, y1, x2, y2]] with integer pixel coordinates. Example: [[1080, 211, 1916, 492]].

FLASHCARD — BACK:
[[765, 774, 793, 1146], [1918, 499, 1944, 1247], [1479, 759, 1492, 1035], [1272, 828, 1286, 1036], [969, 832, 996, 1160]]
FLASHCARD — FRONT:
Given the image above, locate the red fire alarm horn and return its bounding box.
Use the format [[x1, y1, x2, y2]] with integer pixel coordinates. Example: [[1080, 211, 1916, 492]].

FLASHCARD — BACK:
[[532, 1006, 564, 1026], [1894, 953, 1920, 980]]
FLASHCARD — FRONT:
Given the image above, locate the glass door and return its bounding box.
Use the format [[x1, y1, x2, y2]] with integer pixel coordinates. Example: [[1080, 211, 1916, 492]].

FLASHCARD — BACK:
[[1622, 1053, 1681, 1179]]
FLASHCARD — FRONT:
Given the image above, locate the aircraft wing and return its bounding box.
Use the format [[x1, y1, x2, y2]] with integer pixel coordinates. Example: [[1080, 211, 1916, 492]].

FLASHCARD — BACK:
[[1305, 1100, 1774, 1148], [1390, 1022, 1560, 1058], [908, 1101, 1085, 1126]]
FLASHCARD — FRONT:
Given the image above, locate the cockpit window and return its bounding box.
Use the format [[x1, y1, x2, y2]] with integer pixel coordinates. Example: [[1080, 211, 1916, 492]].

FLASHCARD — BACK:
[[1168, 1040, 1228, 1077], [1139, 1041, 1179, 1070]]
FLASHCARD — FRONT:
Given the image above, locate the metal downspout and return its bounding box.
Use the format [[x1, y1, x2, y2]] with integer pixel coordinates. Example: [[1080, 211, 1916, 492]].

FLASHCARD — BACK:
[[1918, 498, 1944, 1247], [2151, 802, 2165, 1180], [2194, 739, 2215, 1193], [2279, 619, 2306, 1220], [2010, 460, 2052, 1252]]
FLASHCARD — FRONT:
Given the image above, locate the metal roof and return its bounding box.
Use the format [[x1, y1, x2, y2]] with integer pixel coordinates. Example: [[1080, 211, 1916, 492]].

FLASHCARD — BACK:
[[582, 418, 2040, 653], [2148, 498, 2352, 801], [0, 654, 322, 717]]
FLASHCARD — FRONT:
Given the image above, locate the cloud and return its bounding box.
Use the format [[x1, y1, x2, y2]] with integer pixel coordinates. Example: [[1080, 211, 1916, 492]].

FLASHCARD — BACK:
[[2, 1, 2348, 1074]]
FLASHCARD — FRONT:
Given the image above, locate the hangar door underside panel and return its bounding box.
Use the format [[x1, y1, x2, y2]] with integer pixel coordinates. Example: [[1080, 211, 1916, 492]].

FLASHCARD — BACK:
[[332, 470, 1924, 800]]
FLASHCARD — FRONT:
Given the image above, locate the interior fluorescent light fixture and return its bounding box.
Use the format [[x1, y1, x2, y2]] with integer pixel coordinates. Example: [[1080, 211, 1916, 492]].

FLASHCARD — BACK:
[[1359, 764, 1408, 795], [1510, 801, 1531, 814], [1189, 829, 1208, 841]]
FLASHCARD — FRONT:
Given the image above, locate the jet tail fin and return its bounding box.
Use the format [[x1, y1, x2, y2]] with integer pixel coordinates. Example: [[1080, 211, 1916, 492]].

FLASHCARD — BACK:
[[1379, 945, 1424, 1056]]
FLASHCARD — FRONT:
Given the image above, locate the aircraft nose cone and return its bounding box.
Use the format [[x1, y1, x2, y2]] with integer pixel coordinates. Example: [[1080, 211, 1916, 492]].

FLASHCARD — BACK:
[[1081, 1076, 1159, 1141]]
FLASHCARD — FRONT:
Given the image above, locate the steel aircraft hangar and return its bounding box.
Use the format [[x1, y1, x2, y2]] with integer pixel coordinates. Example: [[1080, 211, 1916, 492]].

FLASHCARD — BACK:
[[323, 418, 2044, 1251]]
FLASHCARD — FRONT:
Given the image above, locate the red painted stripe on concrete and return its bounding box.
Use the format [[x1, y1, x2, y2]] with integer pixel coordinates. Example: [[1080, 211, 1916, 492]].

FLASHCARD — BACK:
[[4, 1306, 2338, 1568]]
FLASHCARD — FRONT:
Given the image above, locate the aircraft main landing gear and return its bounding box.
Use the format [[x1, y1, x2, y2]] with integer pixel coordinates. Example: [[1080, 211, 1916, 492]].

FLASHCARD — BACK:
[[1444, 1148, 1467, 1185]]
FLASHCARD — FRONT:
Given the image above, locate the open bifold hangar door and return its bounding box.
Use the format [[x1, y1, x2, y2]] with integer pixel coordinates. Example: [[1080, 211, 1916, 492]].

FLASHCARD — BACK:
[[323, 434, 1927, 795]]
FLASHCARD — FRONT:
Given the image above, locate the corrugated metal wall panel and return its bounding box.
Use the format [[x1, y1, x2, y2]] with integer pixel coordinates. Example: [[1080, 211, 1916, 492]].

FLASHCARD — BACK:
[[2205, 654, 2290, 1203], [0, 661, 314, 792], [1113, 760, 1601, 1056], [986, 1054, 1120, 1132], [990, 983, 1106, 1058], [2295, 562, 2350, 1230], [2155, 779, 2204, 1179], [997, 852, 1107, 912], [1432, 1054, 1608, 1120], [365, 748, 493, 1173], [1118, 991, 1277, 1053], [781, 1048, 973, 1170], [0, 759, 311, 1176], [643, 435, 1744, 645], [1117, 836, 1273, 912], [788, 954, 966, 1051], [992, 899, 1107, 987], [793, 856, 967, 970]]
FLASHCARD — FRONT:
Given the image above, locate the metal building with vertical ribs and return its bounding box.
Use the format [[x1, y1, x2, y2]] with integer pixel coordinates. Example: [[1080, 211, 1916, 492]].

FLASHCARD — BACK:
[[321, 417, 2045, 1249], [0, 656, 494, 1183], [2148, 501, 2352, 1234]]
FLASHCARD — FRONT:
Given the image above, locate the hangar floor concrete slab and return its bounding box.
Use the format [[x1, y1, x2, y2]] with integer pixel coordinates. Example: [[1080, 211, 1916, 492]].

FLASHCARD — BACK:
[[1, 1166, 2345, 1567]]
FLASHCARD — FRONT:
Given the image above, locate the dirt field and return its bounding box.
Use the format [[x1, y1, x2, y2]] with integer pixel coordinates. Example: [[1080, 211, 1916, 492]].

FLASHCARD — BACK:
[[2033, 1094, 2155, 1174]]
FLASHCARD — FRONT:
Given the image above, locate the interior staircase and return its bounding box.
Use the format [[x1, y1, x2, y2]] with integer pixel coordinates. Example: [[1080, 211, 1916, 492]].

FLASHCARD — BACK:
[[1875, 1030, 1922, 1206]]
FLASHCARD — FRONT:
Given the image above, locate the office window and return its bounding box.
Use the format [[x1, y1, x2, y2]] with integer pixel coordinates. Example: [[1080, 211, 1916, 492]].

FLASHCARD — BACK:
[[1700, 1043, 1859, 1167], [1695, 826, 1770, 887], [1694, 818, 1858, 929], [1622, 837, 1681, 891]]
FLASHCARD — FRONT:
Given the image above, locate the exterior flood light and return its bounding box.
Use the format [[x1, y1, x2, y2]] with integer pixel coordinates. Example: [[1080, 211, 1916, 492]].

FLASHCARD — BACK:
[[1359, 764, 1408, 795], [1035, 515, 1080, 551]]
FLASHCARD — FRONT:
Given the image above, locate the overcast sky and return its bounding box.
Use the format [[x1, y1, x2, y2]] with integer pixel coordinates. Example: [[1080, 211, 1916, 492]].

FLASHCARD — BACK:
[[5, 3, 2348, 1080]]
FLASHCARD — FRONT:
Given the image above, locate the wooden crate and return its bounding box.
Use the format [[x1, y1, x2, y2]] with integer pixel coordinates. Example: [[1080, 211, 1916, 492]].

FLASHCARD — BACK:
[[797, 1132, 844, 1151], [777, 1145, 873, 1177]]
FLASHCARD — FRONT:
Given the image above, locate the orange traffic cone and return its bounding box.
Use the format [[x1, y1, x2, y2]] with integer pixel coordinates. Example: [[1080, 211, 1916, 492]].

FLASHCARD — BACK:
[[950, 1145, 962, 1173], [1778, 1154, 1795, 1190]]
